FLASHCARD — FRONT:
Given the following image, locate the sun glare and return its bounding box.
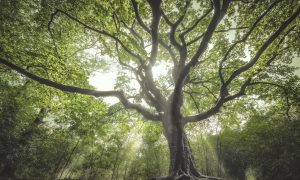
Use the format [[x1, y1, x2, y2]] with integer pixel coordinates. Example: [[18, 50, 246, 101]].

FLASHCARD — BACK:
[[88, 59, 171, 105]]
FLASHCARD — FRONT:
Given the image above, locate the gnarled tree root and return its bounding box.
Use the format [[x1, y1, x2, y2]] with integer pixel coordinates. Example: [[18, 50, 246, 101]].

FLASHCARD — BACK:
[[147, 169, 222, 180]]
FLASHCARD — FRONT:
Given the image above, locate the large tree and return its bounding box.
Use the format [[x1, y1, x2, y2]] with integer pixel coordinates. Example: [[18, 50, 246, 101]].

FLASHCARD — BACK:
[[1, 0, 299, 179]]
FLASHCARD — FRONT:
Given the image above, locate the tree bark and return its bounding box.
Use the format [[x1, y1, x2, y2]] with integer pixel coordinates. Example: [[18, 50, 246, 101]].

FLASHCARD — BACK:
[[154, 106, 221, 180], [160, 112, 205, 179]]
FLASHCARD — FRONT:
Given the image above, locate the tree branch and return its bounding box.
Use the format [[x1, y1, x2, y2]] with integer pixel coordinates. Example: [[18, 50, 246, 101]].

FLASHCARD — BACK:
[[223, 7, 300, 89], [171, 0, 230, 125], [172, 0, 228, 110], [161, 0, 191, 51], [183, 77, 251, 123], [122, 21, 145, 48], [55, 8, 145, 65], [184, 90, 201, 113], [183, 6, 300, 123], [184, 0, 226, 75], [224, 78, 251, 102], [115, 42, 137, 72], [138, 76, 164, 112], [161, 1, 192, 81], [158, 38, 177, 62], [183, 98, 224, 123], [57, 8, 167, 107], [131, 0, 177, 67], [127, 0, 168, 108], [47, 9, 60, 56], [147, 0, 162, 66], [180, 5, 213, 37], [218, 0, 283, 85], [131, 0, 151, 33], [0, 57, 160, 121]]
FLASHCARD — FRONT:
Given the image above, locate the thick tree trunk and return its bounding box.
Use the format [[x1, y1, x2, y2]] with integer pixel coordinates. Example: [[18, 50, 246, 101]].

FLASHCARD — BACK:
[[152, 111, 221, 180], [159, 114, 196, 179]]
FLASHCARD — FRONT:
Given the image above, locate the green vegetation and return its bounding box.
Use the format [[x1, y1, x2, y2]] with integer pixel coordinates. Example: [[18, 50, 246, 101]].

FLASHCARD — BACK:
[[0, 0, 300, 179]]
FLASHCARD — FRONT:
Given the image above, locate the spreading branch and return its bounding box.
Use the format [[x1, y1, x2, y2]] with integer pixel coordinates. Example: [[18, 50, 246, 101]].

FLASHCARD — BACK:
[[47, 9, 60, 56], [55, 7, 167, 109], [147, 0, 162, 65], [131, 0, 177, 67], [218, 0, 283, 85], [131, 0, 151, 33], [172, 0, 229, 118], [0, 57, 160, 121], [183, 6, 300, 123], [122, 21, 145, 48], [223, 7, 300, 88], [180, 5, 213, 37], [55, 8, 145, 65]]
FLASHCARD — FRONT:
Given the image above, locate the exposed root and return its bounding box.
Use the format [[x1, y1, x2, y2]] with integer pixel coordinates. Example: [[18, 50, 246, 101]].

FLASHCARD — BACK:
[[147, 169, 222, 180]]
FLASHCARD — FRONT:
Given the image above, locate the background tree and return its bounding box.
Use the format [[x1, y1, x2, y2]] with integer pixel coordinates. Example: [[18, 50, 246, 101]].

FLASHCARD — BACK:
[[1, 0, 300, 179], [219, 90, 300, 180], [0, 60, 146, 179]]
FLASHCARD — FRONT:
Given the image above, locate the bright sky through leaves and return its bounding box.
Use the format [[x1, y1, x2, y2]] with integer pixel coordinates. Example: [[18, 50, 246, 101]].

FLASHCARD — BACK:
[[89, 60, 170, 104]]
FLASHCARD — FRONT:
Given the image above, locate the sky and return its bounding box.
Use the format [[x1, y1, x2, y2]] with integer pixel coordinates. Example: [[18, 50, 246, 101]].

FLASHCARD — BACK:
[[88, 61, 170, 105], [292, 57, 300, 76], [89, 71, 119, 104]]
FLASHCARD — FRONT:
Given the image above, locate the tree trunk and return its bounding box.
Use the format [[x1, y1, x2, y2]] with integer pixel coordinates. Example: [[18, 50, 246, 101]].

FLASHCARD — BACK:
[[156, 113, 206, 180], [151, 111, 221, 180]]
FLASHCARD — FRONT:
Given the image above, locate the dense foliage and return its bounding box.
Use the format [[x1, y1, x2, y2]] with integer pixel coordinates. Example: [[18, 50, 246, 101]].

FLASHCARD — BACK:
[[219, 97, 300, 180]]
